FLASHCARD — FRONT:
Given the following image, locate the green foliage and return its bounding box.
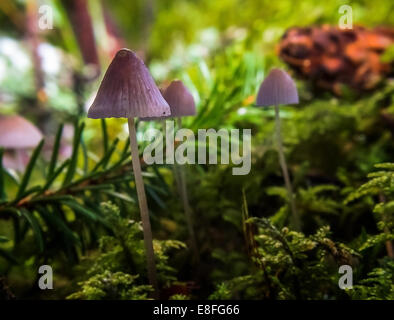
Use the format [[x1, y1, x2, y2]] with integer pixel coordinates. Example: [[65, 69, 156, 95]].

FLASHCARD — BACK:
[[169, 294, 190, 300], [115, 0, 394, 60], [211, 218, 358, 300], [346, 163, 394, 203], [67, 271, 152, 300], [1, 0, 394, 300], [0, 121, 169, 269], [67, 202, 185, 300], [209, 275, 263, 300], [269, 185, 341, 228], [207, 155, 394, 300], [345, 163, 394, 253], [351, 258, 394, 300]]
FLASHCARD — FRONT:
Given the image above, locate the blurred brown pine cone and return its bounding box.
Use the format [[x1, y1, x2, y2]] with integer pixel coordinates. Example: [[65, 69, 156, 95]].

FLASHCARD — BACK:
[[278, 25, 394, 94]]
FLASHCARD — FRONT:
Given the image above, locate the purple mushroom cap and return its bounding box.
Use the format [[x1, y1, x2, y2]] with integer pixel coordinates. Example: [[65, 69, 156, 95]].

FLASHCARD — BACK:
[[87, 48, 170, 119], [0, 115, 43, 149], [140, 80, 196, 121], [256, 68, 299, 107], [163, 80, 196, 117]]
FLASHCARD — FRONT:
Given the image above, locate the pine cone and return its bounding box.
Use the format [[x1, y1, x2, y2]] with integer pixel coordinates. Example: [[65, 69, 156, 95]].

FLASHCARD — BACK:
[[278, 25, 394, 94]]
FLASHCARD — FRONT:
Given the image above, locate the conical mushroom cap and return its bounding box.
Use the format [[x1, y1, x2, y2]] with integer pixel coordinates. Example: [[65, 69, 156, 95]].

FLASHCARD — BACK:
[[140, 80, 196, 121], [0, 115, 43, 149], [256, 68, 299, 106], [87, 49, 170, 119], [163, 80, 196, 117]]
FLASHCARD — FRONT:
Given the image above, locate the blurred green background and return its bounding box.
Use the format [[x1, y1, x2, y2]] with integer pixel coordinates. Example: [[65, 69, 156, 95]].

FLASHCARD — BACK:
[[0, 0, 393, 300]]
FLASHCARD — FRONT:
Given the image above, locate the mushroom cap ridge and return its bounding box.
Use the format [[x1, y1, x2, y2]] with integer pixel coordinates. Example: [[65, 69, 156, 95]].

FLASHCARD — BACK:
[[88, 48, 170, 119]]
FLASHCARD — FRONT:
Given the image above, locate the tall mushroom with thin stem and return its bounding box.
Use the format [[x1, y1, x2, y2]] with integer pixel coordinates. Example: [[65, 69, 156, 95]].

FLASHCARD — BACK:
[[162, 80, 198, 260], [256, 68, 301, 231], [0, 115, 43, 171], [141, 80, 198, 260], [87, 48, 170, 298]]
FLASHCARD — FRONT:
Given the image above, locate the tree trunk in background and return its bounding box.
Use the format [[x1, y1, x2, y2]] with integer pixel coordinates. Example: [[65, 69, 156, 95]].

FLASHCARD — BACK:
[[61, 0, 100, 78], [101, 1, 126, 59], [141, 0, 155, 60], [61, 0, 101, 115], [26, 0, 45, 104]]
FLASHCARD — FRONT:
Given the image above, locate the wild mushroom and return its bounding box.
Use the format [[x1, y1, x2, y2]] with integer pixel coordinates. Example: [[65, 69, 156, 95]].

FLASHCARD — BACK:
[[162, 80, 196, 118], [256, 68, 301, 231], [0, 115, 43, 171], [88, 48, 170, 297], [163, 80, 198, 260], [141, 80, 198, 260]]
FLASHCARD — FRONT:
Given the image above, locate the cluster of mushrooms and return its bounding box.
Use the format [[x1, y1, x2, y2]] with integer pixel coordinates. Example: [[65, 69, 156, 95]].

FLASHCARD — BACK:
[[0, 48, 300, 298], [87, 48, 300, 297], [88, 49, 200, 297]]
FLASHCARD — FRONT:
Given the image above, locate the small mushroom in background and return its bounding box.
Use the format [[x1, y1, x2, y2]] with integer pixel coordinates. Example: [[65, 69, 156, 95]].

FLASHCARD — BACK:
[[61, 0, 100, 80], [139, 80, 195, 120], [162, 80, 196, 118], [0, 115, 43, 172], [163, 80, 198, 261], [140, 80, 198, 260], [88, 48, 170, 298], [256, 68, 301, 231]]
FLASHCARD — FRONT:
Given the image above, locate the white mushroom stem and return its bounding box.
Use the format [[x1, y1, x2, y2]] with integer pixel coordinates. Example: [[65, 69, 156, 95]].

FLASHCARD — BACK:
[[176, 117, 199, 262], [159, 120, 185, 212], [127, 117, 159, 297], [16, 150, 25, 172], [173, 161, 183, 198], [274, 105, 301, 231]]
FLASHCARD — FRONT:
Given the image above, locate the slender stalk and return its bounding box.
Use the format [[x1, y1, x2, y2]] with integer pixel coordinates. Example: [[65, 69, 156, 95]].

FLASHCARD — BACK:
[[384, 227, 394, 259], [127, 118, 159, 298], [15, 150, 24, 172], [161, 119, 187, 215], [378, 194, 394, 259], [176, 117, 199, 262], [173, 162, 183, 197], [160, 120, 183, 197], [274, 105, 301, 231]]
